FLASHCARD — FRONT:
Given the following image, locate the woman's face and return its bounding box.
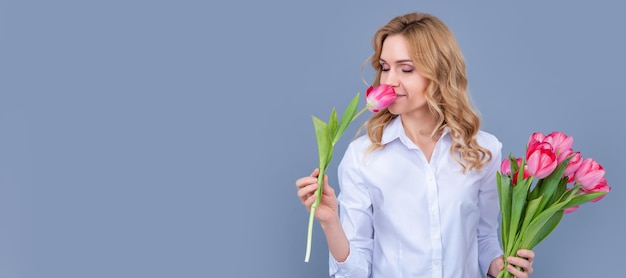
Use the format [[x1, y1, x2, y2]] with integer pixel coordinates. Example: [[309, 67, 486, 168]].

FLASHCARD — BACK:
[[379, 34, 430, 116]]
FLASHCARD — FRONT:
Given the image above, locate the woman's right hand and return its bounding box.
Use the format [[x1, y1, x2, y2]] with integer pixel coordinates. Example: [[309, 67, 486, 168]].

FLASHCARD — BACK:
[[295, 168, 339, 224]]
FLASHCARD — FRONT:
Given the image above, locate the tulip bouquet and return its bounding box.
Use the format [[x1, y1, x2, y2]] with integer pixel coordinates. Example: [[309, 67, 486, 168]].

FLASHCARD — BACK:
[[496, 132, 611, 278], [304, 84, 396, 262]]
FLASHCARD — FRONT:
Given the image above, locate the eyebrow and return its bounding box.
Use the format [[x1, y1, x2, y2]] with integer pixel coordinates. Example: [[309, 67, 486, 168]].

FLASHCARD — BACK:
[[379, 58, 413, 64]]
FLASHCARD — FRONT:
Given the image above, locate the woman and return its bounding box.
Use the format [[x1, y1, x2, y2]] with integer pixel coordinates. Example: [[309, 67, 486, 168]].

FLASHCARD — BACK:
[[296, 12, 534, 278]]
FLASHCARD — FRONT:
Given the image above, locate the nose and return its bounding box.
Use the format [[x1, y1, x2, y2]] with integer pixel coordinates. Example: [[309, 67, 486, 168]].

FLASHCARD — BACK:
[[382, 70, 400, 88]]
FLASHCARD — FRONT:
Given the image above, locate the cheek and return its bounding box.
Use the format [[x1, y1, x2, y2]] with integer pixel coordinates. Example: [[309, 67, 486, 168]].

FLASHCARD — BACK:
[[379, 73, 389, 84], [409, 78, 429, 97], [409, 72, 429, 88]]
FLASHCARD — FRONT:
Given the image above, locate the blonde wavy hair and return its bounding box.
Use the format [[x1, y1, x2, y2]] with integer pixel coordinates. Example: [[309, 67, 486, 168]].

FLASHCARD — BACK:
[[364, 12, 491, 172]]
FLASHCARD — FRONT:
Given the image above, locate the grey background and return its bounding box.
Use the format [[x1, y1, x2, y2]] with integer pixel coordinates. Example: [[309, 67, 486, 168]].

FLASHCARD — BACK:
[[1, 0, 624, 277]]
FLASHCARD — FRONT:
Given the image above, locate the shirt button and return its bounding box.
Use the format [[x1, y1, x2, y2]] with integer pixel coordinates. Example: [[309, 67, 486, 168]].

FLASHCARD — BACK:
[[433, 260, 441, 266], [432, 233, 440, 240]]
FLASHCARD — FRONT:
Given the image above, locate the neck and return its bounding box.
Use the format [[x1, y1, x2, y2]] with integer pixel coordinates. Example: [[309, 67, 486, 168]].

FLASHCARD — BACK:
[[399, 112, 442, 162], [399, 111, 440, 141]]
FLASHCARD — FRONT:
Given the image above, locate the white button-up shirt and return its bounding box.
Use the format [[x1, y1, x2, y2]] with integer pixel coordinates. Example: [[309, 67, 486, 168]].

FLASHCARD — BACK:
[[329, 116, 503, 278]]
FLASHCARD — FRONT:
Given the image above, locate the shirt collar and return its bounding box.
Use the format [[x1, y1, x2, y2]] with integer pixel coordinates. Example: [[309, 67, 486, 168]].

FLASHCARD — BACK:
[[381, 116, 404, 145]]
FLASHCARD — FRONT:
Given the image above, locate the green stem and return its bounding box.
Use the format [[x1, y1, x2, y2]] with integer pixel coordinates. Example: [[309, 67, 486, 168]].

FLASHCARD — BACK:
[[498, 237, 523, 278], [304, 205, 317, 262], [352, 107, 368, 122], [304, 164, 327, 262], [304, 104, 369, 262]]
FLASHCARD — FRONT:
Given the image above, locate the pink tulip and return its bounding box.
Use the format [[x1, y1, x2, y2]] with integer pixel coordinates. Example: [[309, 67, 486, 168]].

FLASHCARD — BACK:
[[500, 158, 512, 175], [564, 205, 579, 214], [582, 177, 611, 202], [562, 151, 583, 181], [545, 132, 574, 163], [500, 158, 522, 176], [527, 132, 574, 162], [527, 132, 547, 147], [526, 135, 550, 157], [526, 142, 557, 179], [501, 157, 527, 185], [527, 140, 552, 153], [574, 158, 605, 190], [366, 85, 397, 112]]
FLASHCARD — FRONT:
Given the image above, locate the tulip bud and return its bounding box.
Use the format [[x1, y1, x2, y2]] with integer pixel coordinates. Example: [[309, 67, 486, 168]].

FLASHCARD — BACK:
[[366, 84, 396, 112], [526, 142, 557, 179], [574, 158, 605, 190], [545, 132, 574, 163], [562, 151, 582, 180]]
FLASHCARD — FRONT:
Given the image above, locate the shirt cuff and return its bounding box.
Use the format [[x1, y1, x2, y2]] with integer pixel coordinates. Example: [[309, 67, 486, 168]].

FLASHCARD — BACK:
[[329, 249, 366, 277]]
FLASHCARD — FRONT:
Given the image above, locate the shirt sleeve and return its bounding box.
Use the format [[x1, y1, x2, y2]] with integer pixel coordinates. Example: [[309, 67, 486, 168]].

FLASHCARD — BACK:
[[477, 139, 504, 275], [329, 142, 374, 278]]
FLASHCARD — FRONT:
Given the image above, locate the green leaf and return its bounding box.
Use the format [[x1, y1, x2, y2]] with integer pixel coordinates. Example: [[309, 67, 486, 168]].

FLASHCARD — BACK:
[[506, 176, 532, 255], [520, 196, 542, 234], [551, 177, 569, 205], [328, 108, 338, 140], [311, 116, 333, 211], [528, 179, 543, 201], [555, 185, 579, 204], [522, 199, 566, 238], [515, 157, 527, 186], [563, 191, 608, 208], [508, 154, 519, 173], [497, 172, 512, 252], [312, 116, 332, 170], [333, 93, 360, 145], [520, 209, 564, 249]]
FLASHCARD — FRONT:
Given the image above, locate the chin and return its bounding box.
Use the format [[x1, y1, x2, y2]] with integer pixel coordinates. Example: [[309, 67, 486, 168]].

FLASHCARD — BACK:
[[387, 105, 401, 115], [388, 109, 400, 115]]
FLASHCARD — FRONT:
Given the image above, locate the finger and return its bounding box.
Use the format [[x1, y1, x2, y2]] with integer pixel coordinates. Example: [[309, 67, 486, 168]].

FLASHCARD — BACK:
[[506, 264, 529, 278], [295, 176, 318, 190], [297, 183, 318, 200], [303, 192, 318, 208], [507, 256, 530, 270], [295, 168, 321, 188], [507, 257, 533, 276], [310, 168, 320, 177], [516, 249, 535, 262]]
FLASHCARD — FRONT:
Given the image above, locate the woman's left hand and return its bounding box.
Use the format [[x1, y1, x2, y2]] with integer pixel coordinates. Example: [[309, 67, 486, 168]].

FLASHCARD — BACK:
[[506, 249, 535, 277], [488, 249, 535, 277]]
